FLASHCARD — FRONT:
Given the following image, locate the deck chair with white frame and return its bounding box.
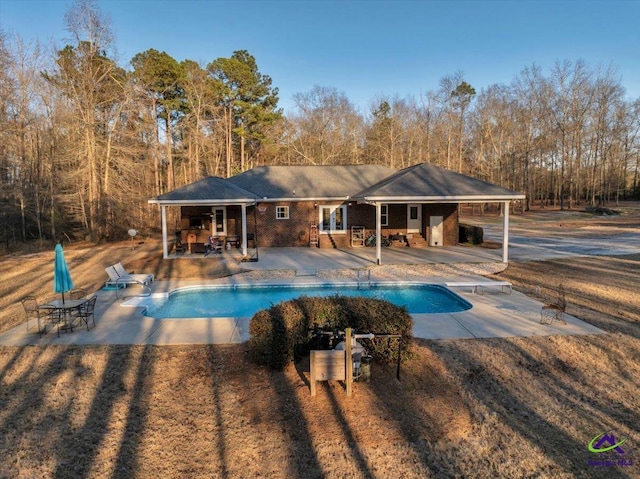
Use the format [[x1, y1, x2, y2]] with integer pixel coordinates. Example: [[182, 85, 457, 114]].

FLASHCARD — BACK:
[[113, 263, 154, 285], [105, 266, 151, 289]]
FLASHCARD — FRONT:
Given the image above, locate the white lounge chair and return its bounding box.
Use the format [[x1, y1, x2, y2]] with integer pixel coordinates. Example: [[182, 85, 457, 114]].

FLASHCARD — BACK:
[[105, 265, 152, 288], [113, 262, 154, 285]]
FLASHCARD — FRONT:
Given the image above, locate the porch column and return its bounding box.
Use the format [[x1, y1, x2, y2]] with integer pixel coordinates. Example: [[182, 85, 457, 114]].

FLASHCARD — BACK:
[[375, 202, 382, 265], [241, 203, 248, 257], [502, 201, 509, 263], [161, 205, 168, 259]]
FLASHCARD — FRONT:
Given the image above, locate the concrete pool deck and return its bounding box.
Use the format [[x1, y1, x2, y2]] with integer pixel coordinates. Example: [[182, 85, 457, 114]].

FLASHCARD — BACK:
[[0, 272, 604, 347]]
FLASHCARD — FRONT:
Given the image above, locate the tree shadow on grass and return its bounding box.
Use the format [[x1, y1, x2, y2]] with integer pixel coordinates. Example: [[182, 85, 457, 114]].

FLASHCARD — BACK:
[[427, 338, 636, 478], [51, 345, 140, 479]]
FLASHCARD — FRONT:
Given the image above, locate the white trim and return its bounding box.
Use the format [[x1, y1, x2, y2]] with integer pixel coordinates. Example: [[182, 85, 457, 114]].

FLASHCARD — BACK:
[[380, 204, 388, 227], [211, 207, 227, 236], [275, 205, 290, 219], [358, 195, 525, 203], [319, 204, 347, 234], [149, 199, 255, 205]]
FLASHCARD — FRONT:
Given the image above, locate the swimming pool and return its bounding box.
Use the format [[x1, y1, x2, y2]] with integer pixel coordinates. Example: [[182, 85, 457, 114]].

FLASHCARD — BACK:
[[140, 283, 472, 319]]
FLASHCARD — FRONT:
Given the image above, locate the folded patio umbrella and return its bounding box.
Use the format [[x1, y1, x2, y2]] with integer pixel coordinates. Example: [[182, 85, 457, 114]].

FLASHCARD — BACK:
[[53, 243, 74, 304]]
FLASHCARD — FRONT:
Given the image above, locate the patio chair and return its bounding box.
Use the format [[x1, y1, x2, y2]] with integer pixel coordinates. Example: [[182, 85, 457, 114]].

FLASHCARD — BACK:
[[113, 262, 154, 284], [174, 240, 186, 255], [70, 288, 88, 300], [540, 285, 567, 325], [204, 236, 222, 256], [75, 295, 97, 330], [21, 296, 47, 335]]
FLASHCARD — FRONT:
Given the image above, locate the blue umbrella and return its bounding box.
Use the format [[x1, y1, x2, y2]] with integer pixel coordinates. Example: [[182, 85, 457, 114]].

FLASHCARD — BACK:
[[54, 243, 74, 304]]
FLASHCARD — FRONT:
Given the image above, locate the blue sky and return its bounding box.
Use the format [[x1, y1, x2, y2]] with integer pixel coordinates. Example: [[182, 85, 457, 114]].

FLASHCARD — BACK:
[[1, 0, 639, 113]]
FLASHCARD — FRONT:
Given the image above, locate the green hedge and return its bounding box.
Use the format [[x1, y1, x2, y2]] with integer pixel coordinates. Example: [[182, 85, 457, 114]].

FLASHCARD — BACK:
[[248, 295, 413, 370], [458, 223, 484, 244]]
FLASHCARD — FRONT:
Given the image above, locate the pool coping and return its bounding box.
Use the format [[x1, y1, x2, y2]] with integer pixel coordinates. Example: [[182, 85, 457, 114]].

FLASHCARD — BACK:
[[0, 274, 605, 346]]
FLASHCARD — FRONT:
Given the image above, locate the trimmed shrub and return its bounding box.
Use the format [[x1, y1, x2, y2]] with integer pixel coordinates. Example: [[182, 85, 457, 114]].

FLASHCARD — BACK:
[[248, 294, 413, 370], [459, 223, 484, 244]]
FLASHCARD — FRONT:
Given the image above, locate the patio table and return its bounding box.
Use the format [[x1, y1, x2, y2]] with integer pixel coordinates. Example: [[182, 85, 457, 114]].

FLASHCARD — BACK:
[[38, 299, 88, 333]]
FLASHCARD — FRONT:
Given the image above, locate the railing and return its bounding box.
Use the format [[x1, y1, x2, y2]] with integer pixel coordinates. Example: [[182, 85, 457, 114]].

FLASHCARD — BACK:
[[356, 269, 372, 288], [115, 278, 152, 300]]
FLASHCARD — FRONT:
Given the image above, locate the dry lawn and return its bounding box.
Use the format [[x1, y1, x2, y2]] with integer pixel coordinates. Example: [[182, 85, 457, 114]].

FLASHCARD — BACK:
[[0, 210, 639, 478]]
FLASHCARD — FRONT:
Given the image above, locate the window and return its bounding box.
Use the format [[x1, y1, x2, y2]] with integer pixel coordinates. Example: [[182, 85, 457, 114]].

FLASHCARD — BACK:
[[319, 205, 347, 233], [381, 204, 388, 226], [276, 206, 289, 219]]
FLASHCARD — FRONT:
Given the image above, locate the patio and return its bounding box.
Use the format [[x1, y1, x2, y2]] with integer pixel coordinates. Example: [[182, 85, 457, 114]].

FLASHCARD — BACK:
[[0, 262, 603, 347], [168, 244, 503, 272]]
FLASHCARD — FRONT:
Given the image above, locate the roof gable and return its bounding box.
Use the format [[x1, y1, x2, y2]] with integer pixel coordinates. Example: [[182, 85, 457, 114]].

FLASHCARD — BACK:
[[353, 163, 524, 201]]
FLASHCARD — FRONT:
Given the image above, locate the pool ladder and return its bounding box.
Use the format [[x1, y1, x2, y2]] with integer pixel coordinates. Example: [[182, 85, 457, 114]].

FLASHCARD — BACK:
[[356, 270, 372, 288], [115, 279, 152, 300]]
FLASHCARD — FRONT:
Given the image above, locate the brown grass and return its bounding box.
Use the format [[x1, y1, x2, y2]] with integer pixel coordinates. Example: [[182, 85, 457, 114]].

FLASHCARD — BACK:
[[1, 213, 639, 478]]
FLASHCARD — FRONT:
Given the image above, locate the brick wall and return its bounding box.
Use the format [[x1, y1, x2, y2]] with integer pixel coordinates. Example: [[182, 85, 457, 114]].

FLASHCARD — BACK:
[[422, 204, 458, 246], [180, 202, 459, 248]]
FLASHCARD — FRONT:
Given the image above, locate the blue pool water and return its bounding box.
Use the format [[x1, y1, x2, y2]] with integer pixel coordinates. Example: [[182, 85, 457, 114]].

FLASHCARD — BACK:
[[142, 284, 472, 319]]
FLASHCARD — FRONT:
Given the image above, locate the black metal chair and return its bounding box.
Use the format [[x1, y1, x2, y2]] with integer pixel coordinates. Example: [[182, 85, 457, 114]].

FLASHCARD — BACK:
[[70, 288, 87, 300], [21, 296, 47, 335], [540, 285, 567, 325], [75, 295, 97, 331]]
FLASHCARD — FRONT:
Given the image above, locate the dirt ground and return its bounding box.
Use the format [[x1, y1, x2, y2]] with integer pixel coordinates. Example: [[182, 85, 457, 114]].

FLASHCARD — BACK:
[[0, 206, 639, 478]]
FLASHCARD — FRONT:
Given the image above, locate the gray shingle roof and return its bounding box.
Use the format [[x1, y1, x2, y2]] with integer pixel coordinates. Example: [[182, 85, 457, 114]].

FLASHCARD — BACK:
[[227, 165, 395, 199], [149, 176, 256, 204], [352, 163, 525, 201], [148, 163, 524, 205]]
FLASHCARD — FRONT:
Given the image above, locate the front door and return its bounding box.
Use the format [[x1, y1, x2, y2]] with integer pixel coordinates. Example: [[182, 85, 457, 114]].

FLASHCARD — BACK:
[[407, 204, 422, 233]]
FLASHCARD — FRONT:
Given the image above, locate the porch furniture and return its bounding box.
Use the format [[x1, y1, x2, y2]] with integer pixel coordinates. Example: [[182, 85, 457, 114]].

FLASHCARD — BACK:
[[21, 296, 47, 335], [38, 299, 88, 337], [191, 243, 206, 254], [445, 281, 513, 295], [174, 241, 186, 254], [225, 235, 240, 249], [204, 237, 223, 256], [187, 233, 197, 253], [351, 226, 365, 247], [389, 234, 408, 246], [540, 286, 567, 325]]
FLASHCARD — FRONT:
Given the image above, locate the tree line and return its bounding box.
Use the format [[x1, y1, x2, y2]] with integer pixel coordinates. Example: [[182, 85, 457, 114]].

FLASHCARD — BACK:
[[1, 0, 638, 244]]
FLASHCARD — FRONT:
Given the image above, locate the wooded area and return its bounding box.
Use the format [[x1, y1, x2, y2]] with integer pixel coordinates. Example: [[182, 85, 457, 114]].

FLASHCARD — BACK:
[[1, 0, 639, 244]]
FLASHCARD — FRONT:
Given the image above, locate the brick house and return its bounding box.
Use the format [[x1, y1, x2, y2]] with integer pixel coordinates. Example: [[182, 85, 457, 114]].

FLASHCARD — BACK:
[[149, 163, 525, 264]]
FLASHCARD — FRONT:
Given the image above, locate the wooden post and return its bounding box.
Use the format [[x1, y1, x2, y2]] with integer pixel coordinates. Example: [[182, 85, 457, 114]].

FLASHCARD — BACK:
[[345, 328, 353, 397]]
